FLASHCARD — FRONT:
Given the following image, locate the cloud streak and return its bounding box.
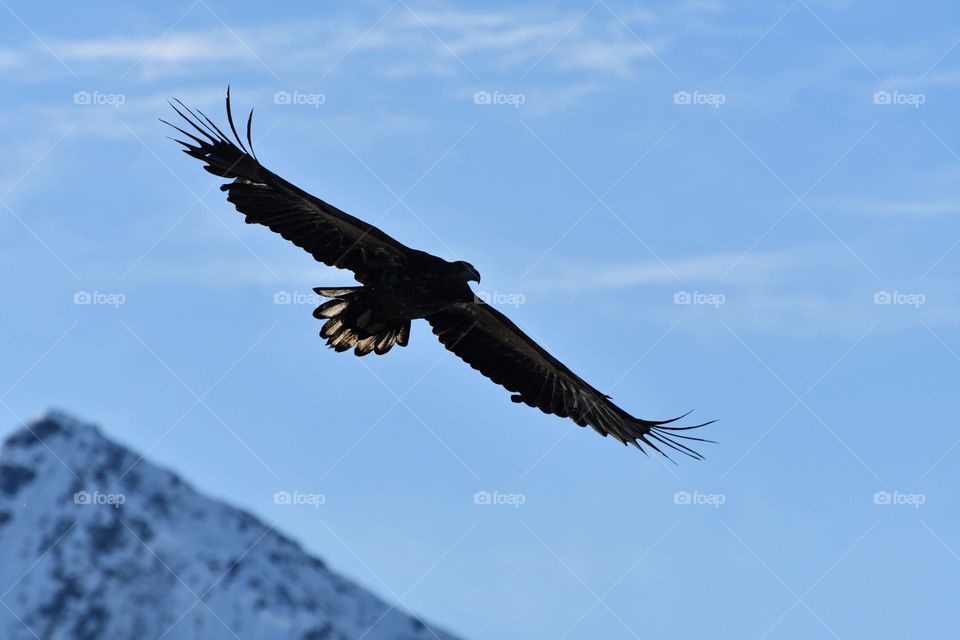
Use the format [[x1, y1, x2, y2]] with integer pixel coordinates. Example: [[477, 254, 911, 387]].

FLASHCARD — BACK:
[[526, 246, 960, 333], [6, 6, 673, 81]]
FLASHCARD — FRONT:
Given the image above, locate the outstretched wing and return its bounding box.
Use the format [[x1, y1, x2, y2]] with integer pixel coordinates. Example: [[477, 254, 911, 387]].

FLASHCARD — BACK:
[[165, 88, 410, 281], [427, 301, 714, 460]]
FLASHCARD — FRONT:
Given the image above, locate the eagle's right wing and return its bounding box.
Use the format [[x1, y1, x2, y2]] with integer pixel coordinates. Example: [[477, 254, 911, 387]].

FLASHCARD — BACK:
[[427, 300, 714, 460], [165, 88, 411, 282]]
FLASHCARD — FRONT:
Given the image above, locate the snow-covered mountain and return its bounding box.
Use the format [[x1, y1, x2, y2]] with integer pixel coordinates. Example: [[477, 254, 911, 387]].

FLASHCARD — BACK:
[[0, 411, 462, 640]]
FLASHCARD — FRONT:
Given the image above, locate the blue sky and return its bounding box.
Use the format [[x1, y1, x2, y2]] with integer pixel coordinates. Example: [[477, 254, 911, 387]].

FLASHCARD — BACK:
[[2, 1, 959, 637]]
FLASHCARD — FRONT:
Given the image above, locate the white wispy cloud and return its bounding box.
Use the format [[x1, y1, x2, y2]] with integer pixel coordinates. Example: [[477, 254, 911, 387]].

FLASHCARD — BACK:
[[527, 248, 836, 292], [7, 5, 674, 82], [54, 32, 248, 63], [552, 36, 667, 76], [822, 198, 960, 217], [524, 246, 960, 333], [678, 0, 726, 13], [0, 48, 23, 69]]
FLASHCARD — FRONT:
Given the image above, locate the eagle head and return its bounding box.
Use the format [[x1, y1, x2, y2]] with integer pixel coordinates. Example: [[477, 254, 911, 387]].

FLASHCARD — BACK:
[[452, 260, 481, 284]]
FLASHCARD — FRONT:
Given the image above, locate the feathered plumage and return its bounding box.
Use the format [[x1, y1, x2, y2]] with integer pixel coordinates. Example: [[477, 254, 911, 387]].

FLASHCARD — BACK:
[[166, 88, 715, 461]]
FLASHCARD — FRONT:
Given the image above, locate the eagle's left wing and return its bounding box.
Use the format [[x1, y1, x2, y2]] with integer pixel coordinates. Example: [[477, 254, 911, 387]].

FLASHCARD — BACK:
[[427, 301, 713, 460], [164, 89, 411, 283]]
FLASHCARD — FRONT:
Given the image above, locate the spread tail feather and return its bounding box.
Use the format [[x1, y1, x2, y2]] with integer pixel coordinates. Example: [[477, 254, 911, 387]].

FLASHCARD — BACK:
[[313, 287, 410, 356]]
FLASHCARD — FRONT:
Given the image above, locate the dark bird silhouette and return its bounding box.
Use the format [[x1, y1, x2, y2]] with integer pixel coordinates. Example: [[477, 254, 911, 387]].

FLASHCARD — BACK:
[[165, 89, 714, 460]]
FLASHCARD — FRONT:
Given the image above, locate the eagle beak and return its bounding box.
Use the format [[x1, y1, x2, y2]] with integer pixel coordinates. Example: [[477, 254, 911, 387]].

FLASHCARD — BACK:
[[454, 260, 481, 283]]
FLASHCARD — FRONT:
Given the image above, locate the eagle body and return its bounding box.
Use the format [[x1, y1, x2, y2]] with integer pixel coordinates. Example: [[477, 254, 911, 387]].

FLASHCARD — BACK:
[[364, 251, 478, 318], [314, 253, 479, 356], [166, 89, 714, 460]]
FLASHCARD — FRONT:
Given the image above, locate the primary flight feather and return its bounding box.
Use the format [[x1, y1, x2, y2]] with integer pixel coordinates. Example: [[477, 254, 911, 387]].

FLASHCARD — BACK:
[[165, 88, 714, 461]]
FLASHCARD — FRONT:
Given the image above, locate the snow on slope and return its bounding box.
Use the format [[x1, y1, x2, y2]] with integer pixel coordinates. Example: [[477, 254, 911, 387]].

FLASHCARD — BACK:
[[0, 411, 462, 640]]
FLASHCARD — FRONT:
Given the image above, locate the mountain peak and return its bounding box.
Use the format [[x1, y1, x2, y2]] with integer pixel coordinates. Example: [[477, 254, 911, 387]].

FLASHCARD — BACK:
[[0, 411, 461, 640], [3, 409, 102, 448]]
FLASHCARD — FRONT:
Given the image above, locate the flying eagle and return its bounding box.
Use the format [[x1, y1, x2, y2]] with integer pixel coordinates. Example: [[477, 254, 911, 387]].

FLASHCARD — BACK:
[[165, 89, 714, 461]]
